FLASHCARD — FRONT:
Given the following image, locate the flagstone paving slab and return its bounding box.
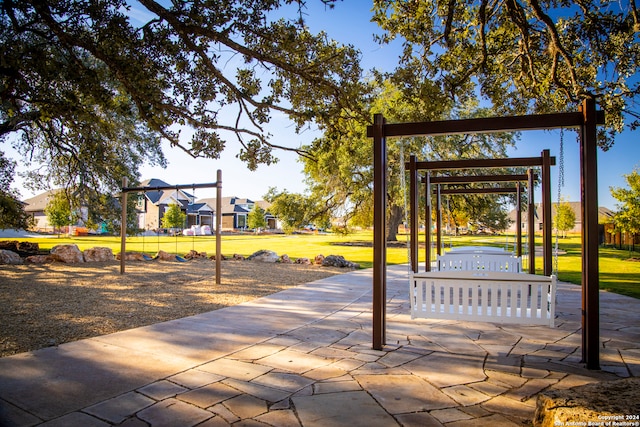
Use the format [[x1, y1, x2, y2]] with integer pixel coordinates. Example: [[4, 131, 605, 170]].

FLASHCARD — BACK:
[[83, 391, 154, 424], [136, 398, 213, 427], [0, 267, 638, 426], [292, 391, 397, 427], [355, 374, 457, 413]]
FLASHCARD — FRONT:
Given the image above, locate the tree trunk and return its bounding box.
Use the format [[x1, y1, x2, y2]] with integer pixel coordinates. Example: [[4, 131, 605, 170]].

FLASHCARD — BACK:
[[387, 205, 404, 242]]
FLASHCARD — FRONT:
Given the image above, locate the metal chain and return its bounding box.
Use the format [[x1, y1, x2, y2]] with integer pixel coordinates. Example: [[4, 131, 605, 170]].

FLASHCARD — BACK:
[[554, 129, 565, 275]]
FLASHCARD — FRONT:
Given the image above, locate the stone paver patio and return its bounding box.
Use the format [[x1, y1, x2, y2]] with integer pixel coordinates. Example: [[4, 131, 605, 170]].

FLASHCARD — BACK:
[[1, 265, 638, 426]]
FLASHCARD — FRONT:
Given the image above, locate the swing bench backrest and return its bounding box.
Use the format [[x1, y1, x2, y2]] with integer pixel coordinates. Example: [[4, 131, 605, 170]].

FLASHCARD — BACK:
[[410, 271, 556, 327], [436, 252, 523, 273]]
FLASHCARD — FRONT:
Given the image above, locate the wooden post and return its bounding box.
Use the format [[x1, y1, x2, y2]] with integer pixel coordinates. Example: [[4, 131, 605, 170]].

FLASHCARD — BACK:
[[436, 184, 442, 256], [425, 172, 432, 272], [528, 169, 536, 274], [120, 177, 128, 275], [516, 182, 522, 257], [542, 149, 553, 276], [215, 170, 222, 285], [410, 155, 418, 273], [580, 98, 600, 369], [372, 114, 387, 350]]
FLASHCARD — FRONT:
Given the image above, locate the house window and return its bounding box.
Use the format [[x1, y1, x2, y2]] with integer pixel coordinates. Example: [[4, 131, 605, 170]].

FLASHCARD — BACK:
[[237, 214, 247, 229], [539, 222, 543, 231], [136, 194, 145, 210]]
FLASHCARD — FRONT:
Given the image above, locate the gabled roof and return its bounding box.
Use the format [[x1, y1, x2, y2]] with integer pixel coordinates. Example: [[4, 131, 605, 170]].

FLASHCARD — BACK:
[[23, 189, 60, 212], [197, 197, 253, 215], [138, 179, 193, 205], [186, 202, 214, 215]]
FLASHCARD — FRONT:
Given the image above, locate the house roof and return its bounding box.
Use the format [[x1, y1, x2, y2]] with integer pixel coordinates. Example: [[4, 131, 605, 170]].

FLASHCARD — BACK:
[[196, 196, 267, 215], [185, 202, 214, 215], [22, 189, 60, 212], [139, 179, 194, 205]]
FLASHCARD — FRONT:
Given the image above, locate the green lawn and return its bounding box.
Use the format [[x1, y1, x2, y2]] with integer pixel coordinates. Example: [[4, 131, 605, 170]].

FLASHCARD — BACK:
[[12, 231, 640, 299]]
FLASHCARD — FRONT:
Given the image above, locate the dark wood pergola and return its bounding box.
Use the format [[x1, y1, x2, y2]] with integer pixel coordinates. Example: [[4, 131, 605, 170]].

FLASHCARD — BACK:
[[412, 158, 551, 275], [367, 99, 604, 370], [425, 171, 540, 271]]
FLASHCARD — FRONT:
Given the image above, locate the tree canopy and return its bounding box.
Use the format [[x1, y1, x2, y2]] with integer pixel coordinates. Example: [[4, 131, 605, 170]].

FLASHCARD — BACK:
[[161, 203, 186, 230], [372, 0, 640, 148], [1, 0, 364, 194], [610, 168, 640, 245], [302, 80, 521, 240]]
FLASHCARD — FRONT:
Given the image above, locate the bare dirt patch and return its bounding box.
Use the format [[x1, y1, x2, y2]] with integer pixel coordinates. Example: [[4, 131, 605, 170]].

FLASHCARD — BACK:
[[0, 259, 346, 357]]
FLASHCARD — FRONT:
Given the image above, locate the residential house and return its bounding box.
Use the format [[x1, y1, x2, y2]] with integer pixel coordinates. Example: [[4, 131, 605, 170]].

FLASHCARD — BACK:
[[506, 201, 614, 234], [136, 178, 214, 232], [196, 197, 278, 231], [22, 189, 91, 233], [22, 190, 57, 232]]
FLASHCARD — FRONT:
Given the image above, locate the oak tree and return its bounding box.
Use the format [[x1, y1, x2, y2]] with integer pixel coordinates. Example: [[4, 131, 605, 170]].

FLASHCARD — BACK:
[[372, 0, 640, 148]]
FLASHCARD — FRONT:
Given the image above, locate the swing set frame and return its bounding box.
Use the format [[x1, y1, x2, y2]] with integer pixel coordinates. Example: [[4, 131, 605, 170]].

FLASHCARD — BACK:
[[368, 99, 604, 370], [414, 157, 551, 275], [119, 170, 223, 285]]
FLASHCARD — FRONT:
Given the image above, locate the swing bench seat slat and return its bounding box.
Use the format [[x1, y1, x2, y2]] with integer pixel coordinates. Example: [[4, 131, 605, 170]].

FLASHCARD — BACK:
[[410, 271, 556, 327], [436, 252, 523, 273]]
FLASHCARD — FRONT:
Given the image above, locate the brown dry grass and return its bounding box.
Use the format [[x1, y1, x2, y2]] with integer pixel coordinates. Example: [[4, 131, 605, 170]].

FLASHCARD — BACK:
[[0, 259, 346, 357]]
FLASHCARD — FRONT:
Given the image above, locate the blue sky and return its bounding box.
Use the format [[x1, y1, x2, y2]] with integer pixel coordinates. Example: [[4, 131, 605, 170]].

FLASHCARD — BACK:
[[9, 2, 639, 209]]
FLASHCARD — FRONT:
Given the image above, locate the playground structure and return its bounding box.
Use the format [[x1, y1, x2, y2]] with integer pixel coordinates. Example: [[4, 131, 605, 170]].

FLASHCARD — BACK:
[[368, 99, 604, 369], [119, 170, 223, 284]]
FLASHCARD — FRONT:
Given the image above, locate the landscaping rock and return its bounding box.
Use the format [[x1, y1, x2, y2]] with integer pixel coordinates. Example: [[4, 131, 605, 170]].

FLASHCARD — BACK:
[[25, 255, 53, 264], [50, 244, 84, 263], [184, 250, 207, 260], [279, 254, 292, 264], [322, 255, 359, 269], [116, 252, 148, 261], [314, 254, 325, 265], [247, 250, 279, 263], [155, 250, 176, 261], [295, 257, 311, 265], [0, 241, 40, 257], [533, 377, 640, 427], [83, 247, 114, 262], [233, 254, 245, 260], [0, 249, 23, 265]]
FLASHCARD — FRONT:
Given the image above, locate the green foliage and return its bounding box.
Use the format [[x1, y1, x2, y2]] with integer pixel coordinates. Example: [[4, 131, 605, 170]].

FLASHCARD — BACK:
[[161, 204, 186, 230], [610, 169, 640, 247], [0, 152, 31, 230], [302, 80, 519, 241], [1, 0, 363, 199], [44, 191, 74, 234], [554, 199, 577, 237], [372, 0, 640, 148], [264, 188, 327, 234], [247, 205, 267, 230]]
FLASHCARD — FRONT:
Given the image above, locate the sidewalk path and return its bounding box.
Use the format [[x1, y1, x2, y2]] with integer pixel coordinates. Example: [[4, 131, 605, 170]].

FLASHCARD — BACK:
[[1, 265, 638, 426]]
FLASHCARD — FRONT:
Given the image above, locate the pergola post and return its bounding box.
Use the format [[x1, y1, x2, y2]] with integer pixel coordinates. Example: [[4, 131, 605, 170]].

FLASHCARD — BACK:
[[581, 98, 600, 369], [425, 173, 432, 272], [542, 149, 553, 276], [528, 169, 536, 274], [372, 113, 387, 350], [516, 182, 522, 257], [436, 184, 442, 256], [409, 155, 419, 273]]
